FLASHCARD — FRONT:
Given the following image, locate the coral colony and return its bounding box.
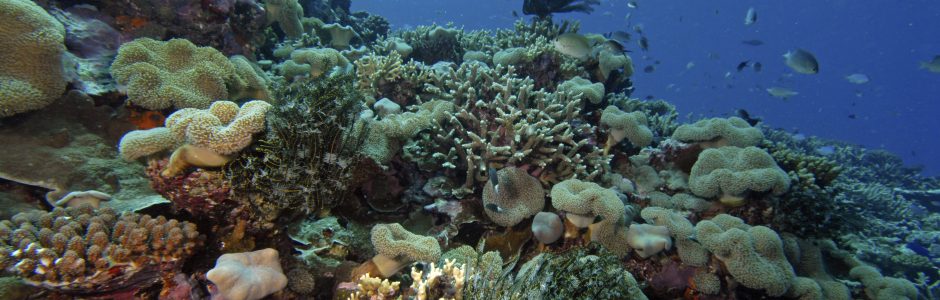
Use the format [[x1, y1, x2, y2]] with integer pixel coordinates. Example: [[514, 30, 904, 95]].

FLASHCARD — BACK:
[[0, 0, 937, 299]]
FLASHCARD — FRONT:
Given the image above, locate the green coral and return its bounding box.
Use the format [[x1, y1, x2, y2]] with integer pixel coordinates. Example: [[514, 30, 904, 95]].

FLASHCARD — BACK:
[[0, 0, 67, 117]]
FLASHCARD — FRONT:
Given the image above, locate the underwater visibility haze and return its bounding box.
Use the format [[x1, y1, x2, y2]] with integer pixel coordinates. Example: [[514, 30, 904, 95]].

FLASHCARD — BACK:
[[0, 0, 938, 299]]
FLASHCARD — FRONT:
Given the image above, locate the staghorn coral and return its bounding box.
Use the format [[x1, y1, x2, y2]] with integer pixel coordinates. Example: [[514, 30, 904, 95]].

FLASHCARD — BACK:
[[409, 259, 466, 300], [227, 72, 366, 214], [688, 146, 790, 206], [0, 206, 201, 294], [0, 0, 68, 117], [207, 248, 288, 300], [110, 38, 267, 110], [403, 62, 610, 196], [482, 167, 546, 227]]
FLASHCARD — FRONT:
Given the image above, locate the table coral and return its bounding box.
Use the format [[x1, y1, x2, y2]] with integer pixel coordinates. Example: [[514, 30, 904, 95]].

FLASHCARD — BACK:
[[0, 0, 68, 117], [0, 206, 201, 295]]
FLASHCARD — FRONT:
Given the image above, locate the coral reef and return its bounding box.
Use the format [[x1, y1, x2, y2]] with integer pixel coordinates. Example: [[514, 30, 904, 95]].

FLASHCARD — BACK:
[[0, 206, 202, 295], [482, 167, 546, 227], [688, 146, 790, 206], [672, 117, 763, 148]]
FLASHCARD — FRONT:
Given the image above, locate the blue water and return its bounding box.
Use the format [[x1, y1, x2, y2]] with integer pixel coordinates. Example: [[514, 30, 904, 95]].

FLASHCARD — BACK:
[[353, 0, 940, 176]]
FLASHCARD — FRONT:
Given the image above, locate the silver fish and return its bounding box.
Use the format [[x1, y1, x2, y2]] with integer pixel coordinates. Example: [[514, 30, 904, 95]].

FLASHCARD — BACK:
[[766, 87, 799, 99], [554, 33, 591, 59], [745, 7, 757, 25], [783, 49, 819, 74], [845, 73, 870, 84]]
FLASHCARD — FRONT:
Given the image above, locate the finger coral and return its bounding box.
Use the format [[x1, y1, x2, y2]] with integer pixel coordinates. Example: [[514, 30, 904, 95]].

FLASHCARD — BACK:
[[0, 206, 202, 294], [0, 0, 68, 117], [482, 167, 546, 227]]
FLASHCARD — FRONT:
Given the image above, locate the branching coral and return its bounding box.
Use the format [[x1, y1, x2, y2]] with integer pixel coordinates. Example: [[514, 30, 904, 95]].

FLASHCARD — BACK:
[[403, 62, 609, 197], [0, 206, 202, 294], [0, 0, 68, 117]]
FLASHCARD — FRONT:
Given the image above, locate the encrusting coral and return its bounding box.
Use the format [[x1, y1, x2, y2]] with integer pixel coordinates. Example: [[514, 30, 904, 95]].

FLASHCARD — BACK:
[[482, 167, 546, 227], [0, 0, 68, 117], [0, 205, 202, 294], [206, 248, 288, 300], [110, 38, 270, 110], [688, 146, 790, 206]]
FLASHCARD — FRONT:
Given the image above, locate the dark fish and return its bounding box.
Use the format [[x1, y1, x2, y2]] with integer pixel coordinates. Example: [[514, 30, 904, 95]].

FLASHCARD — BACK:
[[848, 114, 856, 119], [604, 40, 626, 52], [638, 36, 649, 51], [643, 65, 655, 73], [485, 203, 504, 213], [753, 62, 762, 72], [488, 167, 499, 194], [906, 242, 933, 258], [645, 95, 655, 100], [741, 39, 764, 46], [735, 109, 762, 126], [708, 52, 720, 60], [736, 60, 750, 72], [744, 7, 757, 25], [512, 10, 519, 18], [633, 24, 643, 34], [654, 60, 661, 65]]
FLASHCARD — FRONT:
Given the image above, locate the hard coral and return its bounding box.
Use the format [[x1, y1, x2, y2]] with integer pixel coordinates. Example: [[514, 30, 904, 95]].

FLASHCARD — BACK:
[[0, 206, 202, 295], [0, 0, 68, 117]]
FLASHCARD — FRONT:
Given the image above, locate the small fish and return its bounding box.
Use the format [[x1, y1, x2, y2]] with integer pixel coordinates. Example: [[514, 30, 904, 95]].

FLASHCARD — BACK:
[[512, 10, 519, 18], [736, 60, 750, 72], [783, 49, 819, 74], [602, 11, 613, 16], [602, 39, 626, 53], [609, 31, 632, 43], [638, 36, 649, 51], [753, 62, 762, 72], [643, 65, 655, 73], [741, 39, 764, 46], [488, 167, 499, 194], [708, 52, 720, 60], [735, 109, 761, 126], [766, 87, 798, 99], [686, 61, 695, 70], [484, 203, 504, 213], [644, 95, 655, 100], [627, 1, 638, 9], [633, 24, 644, 34], [744, 7, 757, 26], [847, 114, 856, 119], [554, 33, 592, 59], [919, 55, 940, 73], [845, 73, 870, 84]]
